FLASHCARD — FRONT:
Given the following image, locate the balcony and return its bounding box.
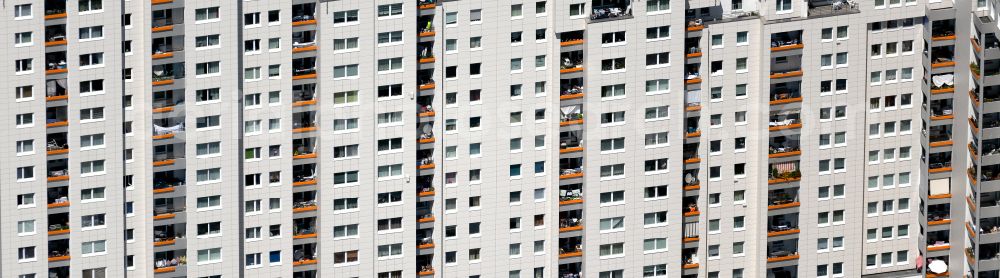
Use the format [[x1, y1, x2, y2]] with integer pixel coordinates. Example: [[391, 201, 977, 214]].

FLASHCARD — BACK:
[[930, 73, 955, 93], [559, 184, 584, 205], [152, 118, 184, 139], [768, 189, 800, 210], [293, 191, 318, 213], [927, 230, 951, 251], [293, 218, 318, 239], [418, 43, 435, 63], [152, 90, 183, 113], [46, 133, 68, 155], [766, 239, 799, 262], [686, 117, 701, 137], [153, 200, 184, 220], [686, 18, 704, 32], [45, 106, 68, 128], [418, 18, 435, 37], [928, 204, 951, 225], [928, 152, 952, 173], [683, 170, 700, 190], [931, 19, 956, 41], [559, 158, 584, 179], [152, 37, 182, 59], [559, 263, 583, 278], [983, 139, 1000, 157], [47, 159, 68, 182], [417, 152, 435, 170], [291, 84, 318, 107], [931, 46, 956, 68], [154, 251, 186, 273], [768, 110, 801, 131], [153, 225, 182, 247], [152, 64, 184, 86], [45, 25, 67, 46], [983, 164, 1000, 182], [589, 0, 633, 23], [929, 125, 953, 147], [982, 215, 1000, 235], [293, 138, 317, 159], [47, 186, 69, 208], [560, 131, 583, 153], [770, 82, 802, 105], [292, 30, 318, 53], [46, 79, 68, 101], [418, 126, 435, 143], [769, 136, 800, 158], [153, 170, 184, 193], [558, 237, 583, 258], [293, 164, 317, 186], [293, 57, 317, 80], [685, 64, 702, 84], [770, 31, 803, 52], [686, 38, 702, 58], [151, 16, 177, 33], [417, 254, 435, 275], [683, 197, 700, 216], [417, 0, 436, 9], [44, 0, 67, 19], [292, 111, 318, 133], [559, 210, 584, 232], [768, 161, 800, 184], [48, 213, 69, 235], [417, 231, 434, 249], [806, 0, 858, 17], [682, 248, 700, 268], [48, 239, 70, 262], [560, 51, 584, 74], [417, 97, 435, 117], [45, 52, 67, 75], [292, 3, 317, 26], [768, 214, 800, 236], [152, 152, 180, 167], [685, 90, 701, 111], [930, 99, 954, 120], [418, 70, 436, 90], [560, 78, 584, 100], [560, 105, 584, 126], [560, 31, 585, 46], [683, 143, 700, 164]]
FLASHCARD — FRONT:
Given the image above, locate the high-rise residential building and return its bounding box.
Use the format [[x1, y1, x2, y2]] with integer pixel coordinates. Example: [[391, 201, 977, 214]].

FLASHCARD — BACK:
[[0, 0, 997, 277]]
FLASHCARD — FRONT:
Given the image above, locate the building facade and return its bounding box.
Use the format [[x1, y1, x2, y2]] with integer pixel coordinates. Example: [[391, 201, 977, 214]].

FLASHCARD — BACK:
[[0, 0, 996, 277]]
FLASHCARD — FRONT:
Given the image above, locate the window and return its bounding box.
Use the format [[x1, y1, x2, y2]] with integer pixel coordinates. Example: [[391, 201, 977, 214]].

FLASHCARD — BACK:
[[334, 64, 359, 78], [646, 52, 670, 67], [602, 31, 626, 45], [600, 164, 625, 178], [195, 7, 220, 22], [601, 58, 626, 72], [80, 53, 104, 67], [79, 26, 104, 40], [197, 196, 221, 209], [377, 31, 403, 45], [645, 132, 669, 147], [81, 160, 105, 175], [79, 0, 103, 13], [647, 0, 671, 12], [197, 248, 222, 263], [14, 4, 32, 19], [17, 220, 35, 235], [644, 211, 668, 226], [81, 187, 106, 202], [646, 26, 670, 40], [598, 243, 625, 258], [644, 158, 669, 173], [15, 59, 32, 73], [570, 3, 586, 17], [377, 57, 404, 72], [334, 171, 359, 185], [334, 224, 359, 238], [333, 10, 359, 24], [81, 240, 107, 255], [645, 106, 669, 120], [16, 166, 34, 181], [377, 3, 403, 18], [195, 35, 220, 48], [333, 250, 359, 265], [197, 222, 222, 237], [776, 0, 792, 11], [601, 111, 626, 124], [378, 164, 404, 178], [196, 168, 221, 183], [17, 246, 35, 261]]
